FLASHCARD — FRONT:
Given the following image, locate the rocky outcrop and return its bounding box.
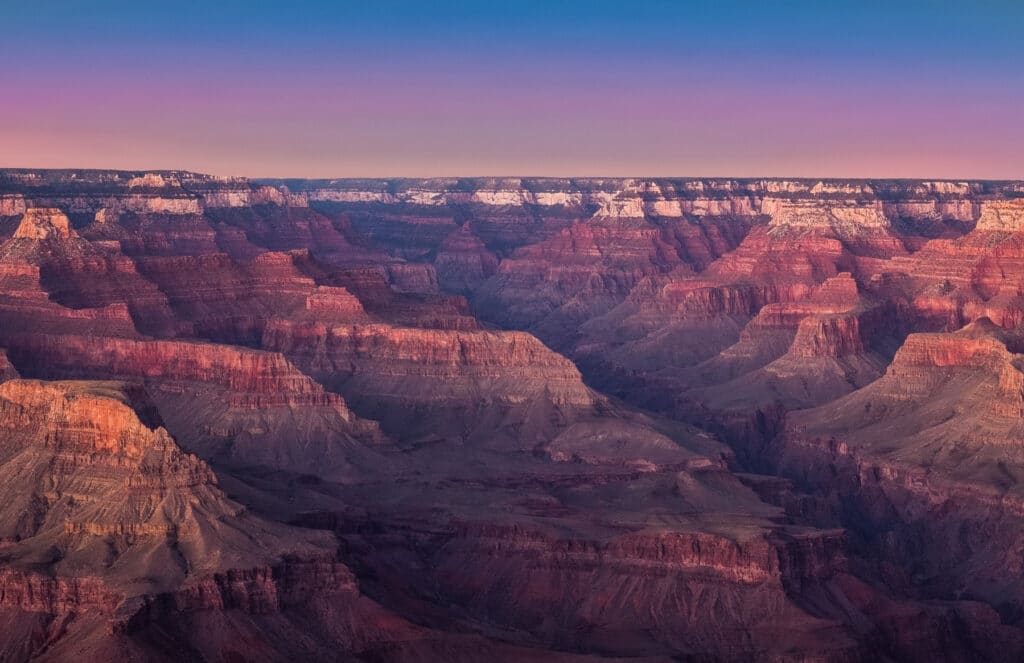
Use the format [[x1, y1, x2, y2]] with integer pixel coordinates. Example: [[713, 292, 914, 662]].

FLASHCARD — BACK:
[[263, 322, 593, 403], [765, 198, 890, 232], [0, 215, 155, 337], [304, 285, 366, 318], [0, 378, 593, 661], [0, 351, 17, 382], [434, 225, 499, 292], [3, 335, 385, 477], [0, 379, 335, 594], [0, 195, 27, 217], [774, 321, 1024, 615], [200, 184, 308, 209], [12, 208, 73, 240], [976, 198, 1024, 231], [261, 320, 612, 447]]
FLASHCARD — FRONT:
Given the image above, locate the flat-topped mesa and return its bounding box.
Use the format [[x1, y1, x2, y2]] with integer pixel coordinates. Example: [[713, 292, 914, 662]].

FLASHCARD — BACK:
[[810, 271, 861, 306], [201, 184, 308, 208], [304, 285, 367, 319], [262, 322, 597, 407], [763, 198, 893, 236], [887, 319, 1019, 371], [976, 199, 1024, 231], [6, 334, 352, 410], [375, 515, 867, 661], [13, 207, 74, 240], [780, 274, 872, 359], [127, 173, 177, 189]]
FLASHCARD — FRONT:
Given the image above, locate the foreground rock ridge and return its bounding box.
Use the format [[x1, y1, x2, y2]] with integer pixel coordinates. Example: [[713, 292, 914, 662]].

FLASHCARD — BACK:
[[2, 169, 1024, 661]]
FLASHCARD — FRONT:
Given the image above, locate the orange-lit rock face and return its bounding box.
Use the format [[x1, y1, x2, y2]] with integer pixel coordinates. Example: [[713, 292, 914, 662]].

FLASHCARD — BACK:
[[0, 380, 333, 587], [0, 380, 216, 510], [6, 171, 1024, 661], [13, 208, 73, 240]]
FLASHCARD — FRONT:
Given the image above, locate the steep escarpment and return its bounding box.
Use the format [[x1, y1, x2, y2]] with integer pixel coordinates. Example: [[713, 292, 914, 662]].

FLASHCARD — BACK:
[[0, 379, 372, 659], [775, 321, 1024, 619], [348, 517, 867, 660], [434, 224, 500, 292], [875, 198, 1024, 331], [338, 463, 1019, 663], [3, 334, 385, 478], [0, 383, 589, 663], [0, 380, 329, 586], [262, 321, 629, 447], [0, 351, 17, 382], [0, 208, 180, 336]]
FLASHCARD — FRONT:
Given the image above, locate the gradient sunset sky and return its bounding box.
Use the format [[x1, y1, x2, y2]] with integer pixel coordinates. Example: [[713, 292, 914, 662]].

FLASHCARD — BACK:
[[3, 1, 1022, 178]]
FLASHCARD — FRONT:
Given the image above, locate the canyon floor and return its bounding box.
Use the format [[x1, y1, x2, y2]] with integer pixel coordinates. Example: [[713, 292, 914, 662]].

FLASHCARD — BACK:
[[2, 171, 1024, 661]]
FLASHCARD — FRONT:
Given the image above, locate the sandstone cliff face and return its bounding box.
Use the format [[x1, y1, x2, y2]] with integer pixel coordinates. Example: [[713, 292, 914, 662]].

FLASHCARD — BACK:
[[84, 208, 225, 256], [0, 195, 27, 218], [261, 320, 612, 448], [3, 334, 386, 478], [263, 323, 592, 403], [773, 321, 1024, 617], [0, 207, 188, 337], [347, 517, 866, 660], [13, 208, 73, 240], [0, 379, 337, 598], [434, 225, 500, 292], [976, 198, 1024, 231]]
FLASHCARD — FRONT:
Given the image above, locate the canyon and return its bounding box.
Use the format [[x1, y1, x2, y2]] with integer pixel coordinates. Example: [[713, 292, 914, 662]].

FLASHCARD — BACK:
[[1, 169, 1024, 660]]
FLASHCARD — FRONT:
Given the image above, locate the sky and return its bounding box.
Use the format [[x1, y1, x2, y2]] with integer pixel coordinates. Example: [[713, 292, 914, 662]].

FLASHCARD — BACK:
[[1, 0, 1023, 178]]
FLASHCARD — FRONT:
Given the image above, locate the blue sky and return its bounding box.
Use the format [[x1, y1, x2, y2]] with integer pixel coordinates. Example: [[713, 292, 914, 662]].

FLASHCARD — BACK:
[[2, 1, 1022, 177]]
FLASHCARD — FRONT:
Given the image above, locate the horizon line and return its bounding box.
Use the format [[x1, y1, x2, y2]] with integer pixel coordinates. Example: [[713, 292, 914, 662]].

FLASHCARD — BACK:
[[2, 166, 1023, 183]]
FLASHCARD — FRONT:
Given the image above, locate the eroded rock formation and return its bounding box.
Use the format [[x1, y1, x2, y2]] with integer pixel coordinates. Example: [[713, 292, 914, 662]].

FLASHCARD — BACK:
[[2, 170, 1024, 660]]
